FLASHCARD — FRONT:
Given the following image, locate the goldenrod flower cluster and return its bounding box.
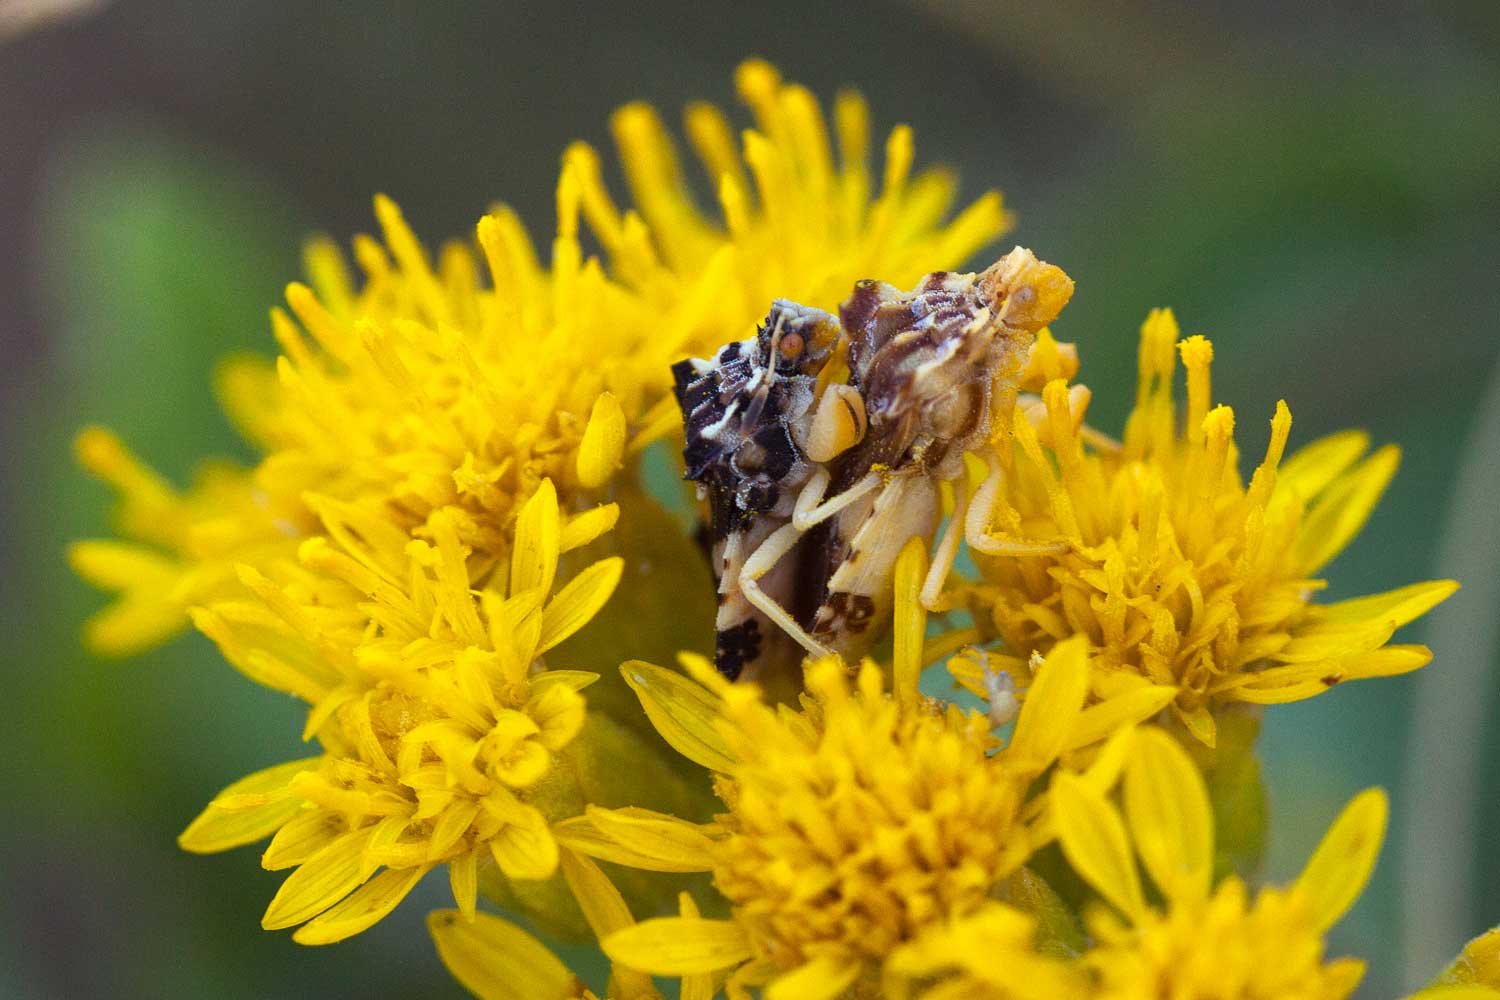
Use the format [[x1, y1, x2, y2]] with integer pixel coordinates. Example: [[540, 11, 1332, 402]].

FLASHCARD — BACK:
[[597, 632, 1162, 999], [955, 318, 1457, 745], [71, 59, 1496, 999]]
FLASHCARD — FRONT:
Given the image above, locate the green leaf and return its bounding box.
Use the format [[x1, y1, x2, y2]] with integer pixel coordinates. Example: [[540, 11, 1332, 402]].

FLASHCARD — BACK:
[[1199, 708, 1268, 881]]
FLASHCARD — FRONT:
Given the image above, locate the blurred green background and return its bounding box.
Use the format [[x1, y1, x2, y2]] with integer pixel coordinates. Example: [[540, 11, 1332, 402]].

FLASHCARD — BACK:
[[3, 1, 1497, 996]]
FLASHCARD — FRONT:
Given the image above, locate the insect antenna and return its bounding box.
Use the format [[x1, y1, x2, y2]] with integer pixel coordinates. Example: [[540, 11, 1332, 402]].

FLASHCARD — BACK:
[[739, 310, 786, 431]]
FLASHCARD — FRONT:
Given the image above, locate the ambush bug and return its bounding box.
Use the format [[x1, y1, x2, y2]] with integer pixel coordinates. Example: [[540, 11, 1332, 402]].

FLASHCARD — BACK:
[[675, 247, 1075, 680]]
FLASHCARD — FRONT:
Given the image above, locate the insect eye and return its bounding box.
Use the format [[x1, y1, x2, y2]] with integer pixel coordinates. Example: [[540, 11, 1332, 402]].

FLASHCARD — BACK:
[[778, 332, 805, 359]]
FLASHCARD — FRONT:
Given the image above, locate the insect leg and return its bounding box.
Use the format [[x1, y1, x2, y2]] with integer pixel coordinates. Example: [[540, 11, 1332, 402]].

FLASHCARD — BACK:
[[920, 471, 970, 611], [791, 469, 882, 532], [964, 450, 1068, 557], [738, 521, 835, 660]]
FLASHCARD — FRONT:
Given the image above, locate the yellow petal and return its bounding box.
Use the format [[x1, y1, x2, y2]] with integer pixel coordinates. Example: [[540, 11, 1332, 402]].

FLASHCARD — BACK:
[[1051, 772, 1145, 921], [1123, 728, 1213, 903], [553, 814, 696, 872], [449, 850, 478, 921], [1008, 637, 1089, 770], [537, 557, 623, 654], [489, 808, 560, 881], [1031, 728, 1135, 854], [179, 757, 322, 853], [1340, 644, 1434, 679], [1408, 990, 1500, 999], [764, 957, 861, 1000], [428, 801, 482, 862], [577, 392, 627, 488], [1306, 579, 1459, 628], [672, 897, 718, 1000], [604, 917, 752, 975], [1066, 685, 1178, 751], [527, 670, 601, 694], [1270, 624, 1396, 663], [582, 806, 715, 872], [682, 969, 717, 1000], [262, 808, 342, 871], [558, 849, 656, 1000], [620, 661, 736, 772], [262, 826, 374, 930], [560, 503, 620, 552], [1278, 428, 1370, 500], [84, 595, 189, 658], [512, 479, 561, 599], [1324, 957, 1369, 996], [292, 865, 431, 945], [892, 536, 927, 717], [1296, 445, 1400, 574], [1448, 928, 1500, 987], [495, 741, 552, 788], [1294, 787, 1387, 932], [1227, 645, 1433, 702], [558, 848, 634, 937], [300, 234, 353, 316], [301, 685, 359, 743], [1079, 727, 1137, 795], [428, 910, 579, 1000], [1172, 700, 1218, 747], [527, 682, 587, 752], [67, 539, 177, 589]]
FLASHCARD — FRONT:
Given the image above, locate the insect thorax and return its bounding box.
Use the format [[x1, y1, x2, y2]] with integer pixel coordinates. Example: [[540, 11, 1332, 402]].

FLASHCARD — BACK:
[[673, 301, 839, 523]]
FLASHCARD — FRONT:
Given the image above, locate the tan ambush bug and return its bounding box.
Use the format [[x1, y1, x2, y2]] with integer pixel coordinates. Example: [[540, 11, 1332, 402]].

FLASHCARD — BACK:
[[674, 247, 1074, 680]]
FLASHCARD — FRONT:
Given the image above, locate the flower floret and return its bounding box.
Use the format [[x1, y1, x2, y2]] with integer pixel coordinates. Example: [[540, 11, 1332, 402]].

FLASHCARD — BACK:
[[962, 314, 1456, 744]]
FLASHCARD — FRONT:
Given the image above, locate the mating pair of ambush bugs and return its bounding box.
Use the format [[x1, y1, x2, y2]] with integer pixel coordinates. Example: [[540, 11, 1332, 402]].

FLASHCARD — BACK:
[[673, 247, 1075, 682]]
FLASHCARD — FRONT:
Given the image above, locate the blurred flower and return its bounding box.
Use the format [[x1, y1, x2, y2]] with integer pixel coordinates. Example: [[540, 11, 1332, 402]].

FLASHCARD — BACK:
[[959, 315, 1458, 745], [589, 555, 1161, 1000], [0, 0, 109, 41], [68, 426, 296, 655], [882, 902, 1090, 1000], [1054, 727, 1387, 999], [566, 58, 1008, 367], [1424, 927, 1500, 993]]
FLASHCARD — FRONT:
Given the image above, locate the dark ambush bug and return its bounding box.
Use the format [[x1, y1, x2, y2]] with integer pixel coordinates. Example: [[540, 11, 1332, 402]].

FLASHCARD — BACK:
[[674, 247, 1075, 682]]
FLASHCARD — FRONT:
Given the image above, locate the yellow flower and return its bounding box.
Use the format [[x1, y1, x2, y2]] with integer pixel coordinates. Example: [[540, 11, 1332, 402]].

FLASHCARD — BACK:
[[1053, 726, 1387, 999], [428, 850, 716, 1000], [69, 59, 1011, 947], [429, 909, 595, 1000], [177, 482, 621, 944], [586, 548, 1166, 1000], [72, 57, 1008, 661], [960, 314, 1457, 744], [569, 58, 1009, 364], [67, 427, 299, 656], [882, 902, 1090, 1000]]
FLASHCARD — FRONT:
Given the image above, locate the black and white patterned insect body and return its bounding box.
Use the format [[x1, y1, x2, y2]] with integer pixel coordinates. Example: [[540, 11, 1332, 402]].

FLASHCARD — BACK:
[[672, 301, 845, 680], [676, 248, 1076, 681]]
